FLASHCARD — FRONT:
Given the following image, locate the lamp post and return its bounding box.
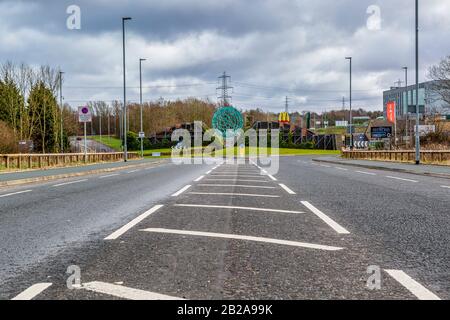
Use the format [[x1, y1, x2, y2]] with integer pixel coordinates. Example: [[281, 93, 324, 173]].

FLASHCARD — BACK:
[[345, 57, 353, 149], [139, 58, 147, 157], [59, 71, 64, 153], [122, 17, 132, 162], [403, 67, 409, 147], [415, 0, 420, 165]]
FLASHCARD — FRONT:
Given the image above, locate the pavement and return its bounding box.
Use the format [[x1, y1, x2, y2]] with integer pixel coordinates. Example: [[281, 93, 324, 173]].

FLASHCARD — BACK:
[[0, 156, 448, 300], [0, 158, 166, 186], [313, 156, 450, 179]]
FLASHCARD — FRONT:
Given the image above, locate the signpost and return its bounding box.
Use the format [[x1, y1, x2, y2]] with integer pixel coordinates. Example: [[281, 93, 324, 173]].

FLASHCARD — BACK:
[[371, 126, 392, 139], [78, 106, 92, 161]]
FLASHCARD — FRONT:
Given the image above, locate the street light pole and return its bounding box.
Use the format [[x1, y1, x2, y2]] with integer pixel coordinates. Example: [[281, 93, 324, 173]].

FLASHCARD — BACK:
[[415, 0, 420, 165], [403, 67, 408, 147], [139, 58, 147, 158], [59, 71, 64, 153], [345, 57, 353, 149], [122, 17, 132, 162]]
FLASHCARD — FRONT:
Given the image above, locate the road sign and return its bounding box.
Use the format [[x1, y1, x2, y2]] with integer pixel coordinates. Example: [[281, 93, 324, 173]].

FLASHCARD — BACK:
[[354, 141, 369, 149], [78, 106, 92, 123], [371, 126, 392, 139], [139, 132, 145, 139], [336, 121, 348, 128], [414, 125, 436, 137]]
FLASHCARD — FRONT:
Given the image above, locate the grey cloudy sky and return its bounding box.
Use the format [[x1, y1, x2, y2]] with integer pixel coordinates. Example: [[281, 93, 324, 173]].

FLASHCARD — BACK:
[[1, 0, 449, 112]]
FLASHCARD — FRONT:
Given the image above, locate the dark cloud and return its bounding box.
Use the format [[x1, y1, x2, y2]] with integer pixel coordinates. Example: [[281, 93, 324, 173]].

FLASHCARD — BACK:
[[0, 0, 449, 111]]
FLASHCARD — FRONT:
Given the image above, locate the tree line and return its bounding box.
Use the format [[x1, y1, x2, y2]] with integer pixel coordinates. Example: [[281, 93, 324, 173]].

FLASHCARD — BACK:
[[0, 62, 71, 153]]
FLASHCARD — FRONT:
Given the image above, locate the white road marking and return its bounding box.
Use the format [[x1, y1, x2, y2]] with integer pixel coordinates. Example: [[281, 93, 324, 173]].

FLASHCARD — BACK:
[[0, 190, 32, 198], [204, 179, 269, 183], [12, 283, 52, 300], [279, 184, 296, 195], [189, 192, 280, 198], [384, 270, 441, 300], [320, 165, 332, 168], [99, 174, 120, 179], [127, 169, 140, 174], [80, 281, 184, 300], [266, 174, 278, 181], [334, 167, 349, 171], [53, 179, 88, 187], [197, 184, 275, 189], [301, 201, 350, 235], [174, 204, 304, 214], [441, 186, 450, 189], [206, 170, 213, 175], [386, 176, 418, 183], [104, 205, 164, 240], [171, 185, 192, 197], [356, 171, 376, 176], [194, 176, 205, 182], [141, 228, 344, 251], [209, 175, 268, 178]]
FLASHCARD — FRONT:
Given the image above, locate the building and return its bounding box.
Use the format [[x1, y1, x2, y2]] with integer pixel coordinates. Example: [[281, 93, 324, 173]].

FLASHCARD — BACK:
[[383, 80, 449, 120]]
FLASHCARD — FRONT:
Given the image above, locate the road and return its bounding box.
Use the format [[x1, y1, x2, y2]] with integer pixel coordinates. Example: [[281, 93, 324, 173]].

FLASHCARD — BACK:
[[0, 156, 448, 300]]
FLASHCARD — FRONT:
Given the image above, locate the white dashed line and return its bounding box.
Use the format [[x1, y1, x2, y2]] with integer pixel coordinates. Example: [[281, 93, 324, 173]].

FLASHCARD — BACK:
[[197, 184, 275, 189], [171, 185, 192, 197], [12, 283, 52, 300], [80, 281, 184, 300], [127, 169, 140, 174], [209, 175, 268, 178], [301, 201, 350, 235], [174, 204, 304, 214], [0, 190, 32, 198], [53, 179, 88, 187], [99, 174, 120, 179], [206, 170, 213, 175], [385, 270, 441, 300], [142, 228, 344, 251], [441, 186, 450, 189], [320, 165, 332, 168], [356, 171, 376, 176], [279, 184, 296, 195], [104, 205, 164, 240], [204, 179, 269, 183], [266, 174, 277, 181], [194, 176, 205, 182], [334, 167, 348, 171], [386, 176, 418, 183], [189, 192, 280, 198]]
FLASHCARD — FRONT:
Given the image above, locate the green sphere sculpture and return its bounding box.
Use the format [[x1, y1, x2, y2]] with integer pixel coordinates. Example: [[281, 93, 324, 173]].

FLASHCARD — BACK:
[[212, 106, 244, 137]]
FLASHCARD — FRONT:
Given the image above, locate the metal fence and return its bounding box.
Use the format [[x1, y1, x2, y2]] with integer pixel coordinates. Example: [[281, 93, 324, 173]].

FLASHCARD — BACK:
[[0, 152, 141, 170], [342, 150, 450, 165]]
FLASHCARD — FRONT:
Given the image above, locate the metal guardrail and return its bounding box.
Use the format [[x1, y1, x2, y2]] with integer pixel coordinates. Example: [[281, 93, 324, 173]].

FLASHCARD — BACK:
[[0, 152, 141, 170], [342, 150, 450, 165]]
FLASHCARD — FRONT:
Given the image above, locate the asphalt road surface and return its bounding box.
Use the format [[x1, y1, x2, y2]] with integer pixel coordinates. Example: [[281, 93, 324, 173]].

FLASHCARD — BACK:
[[0, 156, 448, 300]]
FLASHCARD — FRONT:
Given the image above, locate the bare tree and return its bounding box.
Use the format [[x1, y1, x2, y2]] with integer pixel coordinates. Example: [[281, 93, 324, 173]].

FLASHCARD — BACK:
[[428, 55, 450, 108]]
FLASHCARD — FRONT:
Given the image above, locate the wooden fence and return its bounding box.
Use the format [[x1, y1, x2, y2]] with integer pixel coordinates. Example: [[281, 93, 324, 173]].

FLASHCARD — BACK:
[[0, 152, 141, 170], [342, 150, 450, 165]]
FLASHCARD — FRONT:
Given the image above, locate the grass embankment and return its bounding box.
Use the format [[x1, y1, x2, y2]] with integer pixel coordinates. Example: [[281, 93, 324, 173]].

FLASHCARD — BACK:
[[89, 136, 123, 151], [88, 136, 340, 158]]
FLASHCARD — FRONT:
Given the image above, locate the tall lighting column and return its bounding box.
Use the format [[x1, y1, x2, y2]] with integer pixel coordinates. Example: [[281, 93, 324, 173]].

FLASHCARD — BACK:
[[139, 58, 147, 157], [345, 57, 353, 150], [122, 17, 132, 162]]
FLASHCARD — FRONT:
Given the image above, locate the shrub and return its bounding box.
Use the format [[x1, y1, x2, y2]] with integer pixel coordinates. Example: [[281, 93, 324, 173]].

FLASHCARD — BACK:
[[0, 121, 18, 154]]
